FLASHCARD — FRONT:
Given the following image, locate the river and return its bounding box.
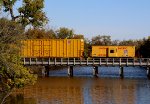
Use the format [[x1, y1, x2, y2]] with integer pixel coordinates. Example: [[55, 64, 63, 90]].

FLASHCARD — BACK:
[[6, 67, 150, 104]]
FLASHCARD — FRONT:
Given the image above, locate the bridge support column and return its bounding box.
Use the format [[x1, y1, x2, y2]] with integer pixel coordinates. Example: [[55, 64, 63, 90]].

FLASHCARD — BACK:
[[68, 66, 73, 77], [119, 67, 124, 78], [41, 66, 49, 77], [147, 67, 150, 79], [41, 66, 46, 77], [93, 66, 98, 77], [45, 66, 49, 77]]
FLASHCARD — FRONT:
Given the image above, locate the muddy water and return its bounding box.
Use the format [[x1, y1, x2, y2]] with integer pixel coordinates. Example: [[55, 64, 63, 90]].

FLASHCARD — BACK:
[[6, 67, 150, 104]]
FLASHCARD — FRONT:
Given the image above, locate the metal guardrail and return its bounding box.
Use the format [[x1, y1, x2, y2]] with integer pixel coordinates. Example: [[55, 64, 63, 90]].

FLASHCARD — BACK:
[[23, 58, 150, 66]]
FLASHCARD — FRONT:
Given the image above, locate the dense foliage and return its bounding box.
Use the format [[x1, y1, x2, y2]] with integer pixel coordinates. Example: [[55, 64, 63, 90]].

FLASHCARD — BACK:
[[25, 28, 56, 39], [24, 27, 83, 39], [0, 18, 37, 104], [139, 37, 150, 58], [92, 35, 111, 45], [56, 27, 74, 39]]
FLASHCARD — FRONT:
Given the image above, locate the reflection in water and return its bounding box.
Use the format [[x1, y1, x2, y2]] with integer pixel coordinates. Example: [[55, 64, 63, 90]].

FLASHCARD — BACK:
[[6, 77, 150, 104], [5, 67, 150, 104], [90, 79, 136, 104]]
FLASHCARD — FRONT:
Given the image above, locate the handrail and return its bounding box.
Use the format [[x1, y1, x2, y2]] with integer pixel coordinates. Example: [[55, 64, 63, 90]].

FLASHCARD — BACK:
[[22, 58, 150, 66]]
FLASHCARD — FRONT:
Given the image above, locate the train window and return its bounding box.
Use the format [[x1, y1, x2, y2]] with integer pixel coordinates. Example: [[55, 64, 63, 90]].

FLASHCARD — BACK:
[[110, 50, 114, 53]]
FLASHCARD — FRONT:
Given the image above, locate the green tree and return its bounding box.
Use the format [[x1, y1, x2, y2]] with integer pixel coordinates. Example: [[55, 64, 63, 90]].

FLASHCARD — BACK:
[[139, 37, 150, 58], [25, 28, 56, 39], [84, 38, 91, 58], [73, 34, 84, 39], [0, 18, 37, 104], [1, 0, 48, 28], [92, 35, 112, 45], [111, 40, 119, 45], [119, 40, 135, 46], [0, 1, 2, 11], [56, 27, 74, 39], [0, 1, 2, 7]]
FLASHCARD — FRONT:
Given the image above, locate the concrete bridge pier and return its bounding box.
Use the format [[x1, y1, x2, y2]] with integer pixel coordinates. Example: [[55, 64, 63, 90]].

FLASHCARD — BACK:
[[41, 66, 49, 77], [147, 67, 150, 79], [45, 66, 50, 77], [119, 67, 124, 78], [41, 66, 46, 77], [68, 66, 73, 77], [93, 66, 98, 77]]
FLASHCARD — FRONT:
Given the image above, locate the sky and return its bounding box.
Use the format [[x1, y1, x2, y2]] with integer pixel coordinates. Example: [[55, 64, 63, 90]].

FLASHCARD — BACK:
[[14, 0, 150, 40], [43, 0, 150, 40]]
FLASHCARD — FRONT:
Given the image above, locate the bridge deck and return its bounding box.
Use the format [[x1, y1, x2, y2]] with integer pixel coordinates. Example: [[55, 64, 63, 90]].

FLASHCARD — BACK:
[[23, 58, 150, 67]]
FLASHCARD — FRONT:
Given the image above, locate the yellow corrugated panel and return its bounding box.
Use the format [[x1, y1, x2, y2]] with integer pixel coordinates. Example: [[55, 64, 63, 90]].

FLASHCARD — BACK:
[[21, 40, 33, 57], [92, 46, 135, 57], [33, 40, 42, 57], [43, 40, 51, 57], [21, 39, 84, 58]]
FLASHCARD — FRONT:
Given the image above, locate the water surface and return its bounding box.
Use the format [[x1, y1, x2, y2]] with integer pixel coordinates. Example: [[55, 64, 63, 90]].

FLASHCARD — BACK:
[[6, 67, 150, 104]]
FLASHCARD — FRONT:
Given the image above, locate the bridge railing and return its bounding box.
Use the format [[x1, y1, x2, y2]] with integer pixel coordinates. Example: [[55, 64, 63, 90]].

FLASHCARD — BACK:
[[22, 58, 150, 66]]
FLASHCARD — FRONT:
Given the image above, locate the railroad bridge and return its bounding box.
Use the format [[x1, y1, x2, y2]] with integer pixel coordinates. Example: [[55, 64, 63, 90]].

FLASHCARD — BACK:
[[23, 58, 150, 78]]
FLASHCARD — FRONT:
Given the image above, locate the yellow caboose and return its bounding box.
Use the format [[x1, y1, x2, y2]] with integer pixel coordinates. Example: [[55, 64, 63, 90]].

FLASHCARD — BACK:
[[92, 46, 135, 57]]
